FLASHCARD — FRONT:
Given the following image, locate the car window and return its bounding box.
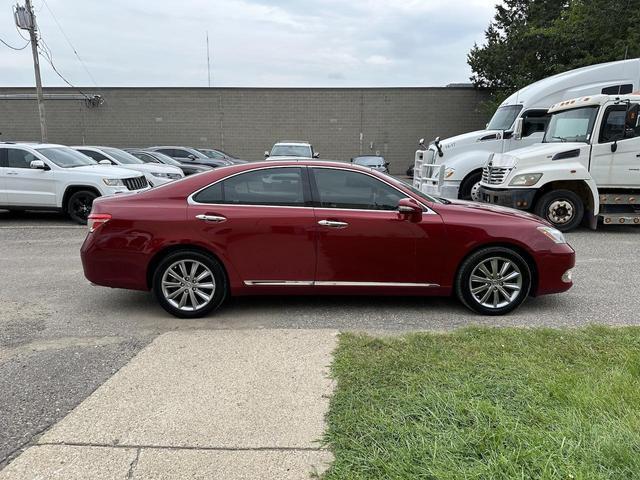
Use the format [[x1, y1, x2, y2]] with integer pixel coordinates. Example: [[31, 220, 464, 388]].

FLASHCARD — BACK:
[[522, 110, 550, 137], [270, 145, 312, 157], [0, 148, 7, 167], [172, 149, 191, 158], [194, 167, 306, 206], [78, 149, 110, 162], [131, 152, 159, 163], [313, 168, 404, 210], [6, 148, 38, 169], [156, 149, 176, 157], [599, 104, 640, 143]]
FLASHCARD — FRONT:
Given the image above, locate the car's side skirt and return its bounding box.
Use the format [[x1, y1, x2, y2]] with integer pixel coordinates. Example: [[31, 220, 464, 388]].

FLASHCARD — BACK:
[[244, 280, 440, 288]]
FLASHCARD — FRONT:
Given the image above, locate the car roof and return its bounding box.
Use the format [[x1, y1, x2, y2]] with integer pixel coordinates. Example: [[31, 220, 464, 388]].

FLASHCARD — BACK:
[[273, 141, 311, 146], [0, 142, 67, 149]]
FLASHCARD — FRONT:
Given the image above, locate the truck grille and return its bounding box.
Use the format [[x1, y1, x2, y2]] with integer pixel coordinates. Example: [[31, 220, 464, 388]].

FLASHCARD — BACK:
[[482, 166, 511, 185], [123, 176, 148, 191]]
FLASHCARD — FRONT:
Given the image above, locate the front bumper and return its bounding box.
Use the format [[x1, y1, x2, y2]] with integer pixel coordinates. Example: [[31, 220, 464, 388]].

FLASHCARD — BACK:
[[478, 186, 537, 210], [421, 180, 460, 200]]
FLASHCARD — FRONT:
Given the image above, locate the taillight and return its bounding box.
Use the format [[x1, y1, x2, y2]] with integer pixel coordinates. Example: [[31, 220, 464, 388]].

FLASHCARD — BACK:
[[88, 213, 112, 233]]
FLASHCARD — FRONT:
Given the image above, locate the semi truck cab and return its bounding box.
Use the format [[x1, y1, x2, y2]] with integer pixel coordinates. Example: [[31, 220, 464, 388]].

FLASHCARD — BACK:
[[413, 58, 640, 201], [478, 93, 640, 231]]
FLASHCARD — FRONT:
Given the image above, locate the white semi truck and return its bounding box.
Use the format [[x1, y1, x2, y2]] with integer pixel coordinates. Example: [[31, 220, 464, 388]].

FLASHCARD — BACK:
[[413, 59, 640, 201], [478, 93, 640, 231]]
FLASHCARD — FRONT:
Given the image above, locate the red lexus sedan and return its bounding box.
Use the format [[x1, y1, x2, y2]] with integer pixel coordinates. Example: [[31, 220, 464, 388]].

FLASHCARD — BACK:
[[81, 161, 575, 318]]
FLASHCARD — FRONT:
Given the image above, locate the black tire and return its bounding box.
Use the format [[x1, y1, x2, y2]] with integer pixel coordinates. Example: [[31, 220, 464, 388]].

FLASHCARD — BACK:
[[455, 246, 532, 316], [534, 189, 584, 232], [459, 171, 482, 201], [152, 249, 228, 318], [67, 190, 98, 224]]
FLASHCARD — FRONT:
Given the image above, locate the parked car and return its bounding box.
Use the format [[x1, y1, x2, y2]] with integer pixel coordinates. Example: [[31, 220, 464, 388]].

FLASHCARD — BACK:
[[125, 149, 211, 176], [147, 146, 232, 168], [72, 146, 184, 187], [265, 141, 319, 160], [82, 160, 575, 318], [351, 155, 389, 173], [198, 148, 247, 164], [0, 142, 149, 223]]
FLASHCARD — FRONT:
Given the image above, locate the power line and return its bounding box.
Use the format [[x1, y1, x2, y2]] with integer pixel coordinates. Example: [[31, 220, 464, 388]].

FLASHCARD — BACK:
[[0, 37, 30, 50], [40, 0, 98, 88], [37, 37, 91, 100]]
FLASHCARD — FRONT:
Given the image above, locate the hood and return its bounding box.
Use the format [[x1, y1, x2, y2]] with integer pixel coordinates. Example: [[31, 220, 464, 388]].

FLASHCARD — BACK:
[[117, 163, 183, 175], [446, 199, 549, 225], [68, 164, 147, 178], [438, 129, 502, 151], [491, 142, 585, 168]]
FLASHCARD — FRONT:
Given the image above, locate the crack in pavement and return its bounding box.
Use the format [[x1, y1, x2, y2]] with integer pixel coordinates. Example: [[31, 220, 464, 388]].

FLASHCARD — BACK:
[[38, 442, 328, 453]]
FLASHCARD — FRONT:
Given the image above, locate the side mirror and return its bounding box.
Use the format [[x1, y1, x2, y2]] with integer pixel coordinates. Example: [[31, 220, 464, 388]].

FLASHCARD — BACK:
[[30, 159, 47, 170], [513, 117, 524, 140], [98, 159, 112, 165], [264, 151, 270, 158], [313, 152, 320, 158], [397, 198, 422, 219], [188, 154, 197, 160], [611, 140, 618, 153]]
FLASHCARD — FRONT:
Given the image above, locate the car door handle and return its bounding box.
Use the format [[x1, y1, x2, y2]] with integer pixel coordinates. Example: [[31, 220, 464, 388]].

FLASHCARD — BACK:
[[6, 172, 18, 175], [318, 219, 348, 228], [195, 214, 227, 223]]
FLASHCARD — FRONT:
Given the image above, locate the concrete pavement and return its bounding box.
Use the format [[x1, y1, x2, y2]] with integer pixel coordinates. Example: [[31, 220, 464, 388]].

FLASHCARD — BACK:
[[0, 329, 337, 479]]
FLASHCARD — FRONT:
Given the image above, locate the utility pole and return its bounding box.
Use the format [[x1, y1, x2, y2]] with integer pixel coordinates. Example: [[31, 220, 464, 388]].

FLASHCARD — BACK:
[[206, 31, 211, 87], [15, 0, 47, 142]]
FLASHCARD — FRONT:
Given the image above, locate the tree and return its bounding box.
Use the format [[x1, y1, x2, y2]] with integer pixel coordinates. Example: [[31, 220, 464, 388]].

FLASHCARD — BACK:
[[469, 0, 640, 107]]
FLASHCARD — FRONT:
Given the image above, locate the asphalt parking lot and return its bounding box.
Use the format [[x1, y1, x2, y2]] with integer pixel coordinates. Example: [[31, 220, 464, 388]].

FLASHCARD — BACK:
[[1, 209, 639, 467]]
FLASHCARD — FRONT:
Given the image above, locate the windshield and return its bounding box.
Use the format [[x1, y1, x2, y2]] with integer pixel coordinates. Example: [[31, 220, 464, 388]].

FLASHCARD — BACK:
[[199, 149, 224, 159], [487, 105, 523, 131], [394, 178, 445, 205], [37, 147, 97, 168], [150, 151, 182, 166], [544, 106, 599, 143], [102, 147, 144, 164], [270, 145, 312, 157], [354, 156, 384, 166]]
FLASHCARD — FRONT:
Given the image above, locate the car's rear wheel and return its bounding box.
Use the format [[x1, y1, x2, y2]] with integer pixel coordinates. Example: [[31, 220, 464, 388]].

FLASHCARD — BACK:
[[67, 190, 98, 224], [456, 247, 531, 315], [152, 250, 227, 318], [534, 190, 584, 232]]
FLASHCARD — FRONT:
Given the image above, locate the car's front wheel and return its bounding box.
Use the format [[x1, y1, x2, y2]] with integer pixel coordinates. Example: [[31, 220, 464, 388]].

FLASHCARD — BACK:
[[152, 250, 227, 318], [67, 190, 98, 224], [456, 247, 532, 315]]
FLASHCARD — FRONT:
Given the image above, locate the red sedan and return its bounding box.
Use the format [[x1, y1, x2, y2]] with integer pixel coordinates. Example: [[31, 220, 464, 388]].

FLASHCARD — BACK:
[[81, 161, 575, 318]]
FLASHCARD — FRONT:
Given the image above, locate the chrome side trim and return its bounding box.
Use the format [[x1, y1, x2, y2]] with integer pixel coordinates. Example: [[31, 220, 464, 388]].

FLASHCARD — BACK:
[[243, 280, 440, 288], [314, 281, 440, 287]]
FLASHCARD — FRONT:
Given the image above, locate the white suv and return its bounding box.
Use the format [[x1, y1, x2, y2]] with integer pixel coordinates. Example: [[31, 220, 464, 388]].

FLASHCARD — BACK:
[[72, 146, 184, 187], [0, 143, 150, 223], [264, 141, 319, 160]]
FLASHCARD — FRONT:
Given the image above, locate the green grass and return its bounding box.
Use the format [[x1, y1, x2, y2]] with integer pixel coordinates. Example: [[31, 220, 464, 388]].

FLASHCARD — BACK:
[[323, 327, 640, 480]]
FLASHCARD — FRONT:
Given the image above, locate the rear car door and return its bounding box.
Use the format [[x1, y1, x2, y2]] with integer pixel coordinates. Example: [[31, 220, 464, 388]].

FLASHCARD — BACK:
[[0, 148, 8, 205], [310, 166, 445, 286], [188, 166, 317, 284], [4, 147, 57, 206]]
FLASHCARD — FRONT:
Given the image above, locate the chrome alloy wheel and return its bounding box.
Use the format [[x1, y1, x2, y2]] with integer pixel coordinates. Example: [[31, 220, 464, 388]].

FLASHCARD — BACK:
[[469, 257, 522, 309], [161, 260, 216, 312], [547, 199, 574, 225]]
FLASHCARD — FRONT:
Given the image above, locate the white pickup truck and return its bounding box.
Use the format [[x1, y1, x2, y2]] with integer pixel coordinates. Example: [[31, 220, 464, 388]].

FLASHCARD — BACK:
[[0, 142, 150, 223], [478, 93, 640, 231], [413, 58, 640, 201]]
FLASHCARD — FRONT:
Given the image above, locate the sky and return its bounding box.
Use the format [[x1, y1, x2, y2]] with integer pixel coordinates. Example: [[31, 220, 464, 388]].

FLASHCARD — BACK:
[[0, 0, 496, 88]]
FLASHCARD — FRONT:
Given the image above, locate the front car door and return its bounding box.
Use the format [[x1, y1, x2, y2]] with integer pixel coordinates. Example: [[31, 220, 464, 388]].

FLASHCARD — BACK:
[[590, 102, 640, 187], [4, 147, 57, 206], [188, 166, 317, 286], [310, 166, 445, 287]]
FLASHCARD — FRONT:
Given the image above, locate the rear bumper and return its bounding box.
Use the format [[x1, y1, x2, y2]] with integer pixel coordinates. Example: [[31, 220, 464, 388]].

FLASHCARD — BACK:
[[479, 186, 537, 210]]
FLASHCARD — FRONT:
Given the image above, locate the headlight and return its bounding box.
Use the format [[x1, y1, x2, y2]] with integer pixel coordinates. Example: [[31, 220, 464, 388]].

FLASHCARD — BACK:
[[444, 167, 455, 179], [102, 178, 124, 186], [151, 172, 170, 178], [509, 173, 542, 186], [168, 173, 183, 180], [537, 226, 566, 244]]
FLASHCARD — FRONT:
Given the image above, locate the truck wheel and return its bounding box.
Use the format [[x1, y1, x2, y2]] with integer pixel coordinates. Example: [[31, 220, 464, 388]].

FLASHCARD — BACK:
[[459, 171, 482, 201], [456, 246, 531, 316], [534, 190, 584, 232], [67, 190, 98, 224]]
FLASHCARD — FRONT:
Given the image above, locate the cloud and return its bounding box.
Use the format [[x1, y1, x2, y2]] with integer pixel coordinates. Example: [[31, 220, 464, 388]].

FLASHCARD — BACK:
[[0, 0, 495, 87]]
